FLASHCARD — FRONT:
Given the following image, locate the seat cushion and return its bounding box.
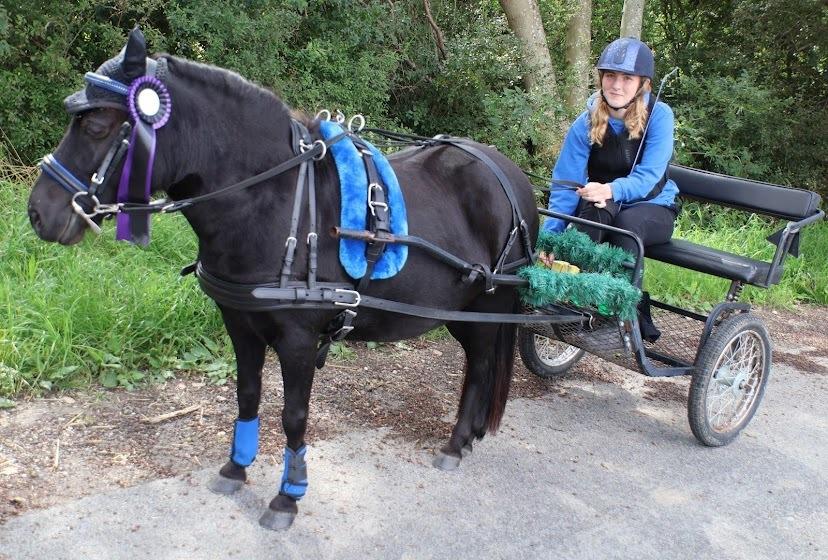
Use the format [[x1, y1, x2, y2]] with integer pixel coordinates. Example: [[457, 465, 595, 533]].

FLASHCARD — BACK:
[[645, 239, 778, 286]]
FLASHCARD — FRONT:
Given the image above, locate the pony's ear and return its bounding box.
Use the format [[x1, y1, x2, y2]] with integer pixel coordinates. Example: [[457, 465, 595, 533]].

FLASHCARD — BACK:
[[122, 26, 147, 80]]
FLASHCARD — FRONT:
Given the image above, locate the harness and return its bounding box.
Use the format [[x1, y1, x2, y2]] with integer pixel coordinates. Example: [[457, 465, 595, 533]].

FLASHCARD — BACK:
[[39, 60, 546, 367]]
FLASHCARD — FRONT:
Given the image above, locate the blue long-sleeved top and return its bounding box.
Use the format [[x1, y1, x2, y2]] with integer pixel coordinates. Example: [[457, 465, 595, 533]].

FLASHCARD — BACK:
[[543, 92, 679, 232]]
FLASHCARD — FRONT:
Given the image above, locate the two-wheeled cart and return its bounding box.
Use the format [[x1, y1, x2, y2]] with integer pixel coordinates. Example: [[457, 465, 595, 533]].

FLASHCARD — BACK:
[[518, 164, 824, 445]]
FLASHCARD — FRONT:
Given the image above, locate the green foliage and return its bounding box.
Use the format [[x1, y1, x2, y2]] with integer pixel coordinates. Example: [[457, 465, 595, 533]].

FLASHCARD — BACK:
[[422, 326, 451, 342], [389, 3, 553, 167], [645, 203, 828, 309], [671, 72, 826, 191], [0, 174, 232, 397], [536, 229, 633, 278], [519, 264, 642, 320], [328, 341, 356, 361], [0, 1, 412, 163], [643, 0, 828, 194]]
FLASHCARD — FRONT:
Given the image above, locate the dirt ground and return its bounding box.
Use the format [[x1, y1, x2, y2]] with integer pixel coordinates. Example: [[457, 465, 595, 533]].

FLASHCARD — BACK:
[[0, 305, 825, 523]]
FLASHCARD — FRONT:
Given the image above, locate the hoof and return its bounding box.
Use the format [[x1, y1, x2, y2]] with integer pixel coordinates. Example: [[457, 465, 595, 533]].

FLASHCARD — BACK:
[[260, 494, 298, 531], [432, 450, 461, 471], [208, 475, 245, 495], [259, 508, 296, 531], [461, 442, 473, 457]]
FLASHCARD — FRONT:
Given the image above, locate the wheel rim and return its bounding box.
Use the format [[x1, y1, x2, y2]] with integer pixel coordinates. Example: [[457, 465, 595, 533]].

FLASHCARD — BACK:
[[534, 335, 581, 367], [706, 330, 767, 433]]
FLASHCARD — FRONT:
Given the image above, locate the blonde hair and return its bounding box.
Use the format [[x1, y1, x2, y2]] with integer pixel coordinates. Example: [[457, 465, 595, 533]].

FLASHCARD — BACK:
[[589, 74, 652, 146]]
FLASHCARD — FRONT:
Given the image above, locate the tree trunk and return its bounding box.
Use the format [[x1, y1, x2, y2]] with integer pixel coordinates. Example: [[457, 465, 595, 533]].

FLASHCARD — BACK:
[[422, 0, 447, 61], [564, 0, 592, 112], [498, 0, 557, 96], [620, 0, 646, 39]]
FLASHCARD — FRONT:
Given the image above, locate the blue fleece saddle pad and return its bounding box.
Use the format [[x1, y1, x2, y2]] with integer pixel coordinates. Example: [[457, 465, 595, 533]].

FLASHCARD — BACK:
[[319, 121, 408, 280]]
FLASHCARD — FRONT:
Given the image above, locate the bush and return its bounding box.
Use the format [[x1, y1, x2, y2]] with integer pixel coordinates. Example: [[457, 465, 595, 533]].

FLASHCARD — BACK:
[[671, 72, 827, 194]]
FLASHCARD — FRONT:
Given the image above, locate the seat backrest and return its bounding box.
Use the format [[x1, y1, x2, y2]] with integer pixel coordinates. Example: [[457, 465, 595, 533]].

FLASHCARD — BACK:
[[669, 164, 822, 221]]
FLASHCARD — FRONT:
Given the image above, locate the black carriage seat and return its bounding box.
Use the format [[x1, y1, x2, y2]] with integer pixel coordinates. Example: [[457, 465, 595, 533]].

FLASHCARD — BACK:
[[644, 164, 823, 288]]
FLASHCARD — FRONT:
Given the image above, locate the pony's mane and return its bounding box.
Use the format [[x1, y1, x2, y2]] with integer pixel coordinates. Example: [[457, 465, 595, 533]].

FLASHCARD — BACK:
[[163, 55, 312, 127]]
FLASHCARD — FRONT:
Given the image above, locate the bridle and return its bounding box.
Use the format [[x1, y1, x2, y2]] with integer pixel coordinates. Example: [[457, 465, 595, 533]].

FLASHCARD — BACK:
[[38, 59, 351, 242], [40, 120, 132, 234]]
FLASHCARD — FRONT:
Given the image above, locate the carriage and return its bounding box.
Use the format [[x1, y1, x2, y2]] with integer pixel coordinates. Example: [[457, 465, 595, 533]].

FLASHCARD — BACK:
[[27, 28, 825, 529], [519, 164, 824, 447]]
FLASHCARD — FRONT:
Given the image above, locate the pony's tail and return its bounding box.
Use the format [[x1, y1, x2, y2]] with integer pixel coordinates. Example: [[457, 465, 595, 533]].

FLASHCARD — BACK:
[[486, 295, 519, 432]]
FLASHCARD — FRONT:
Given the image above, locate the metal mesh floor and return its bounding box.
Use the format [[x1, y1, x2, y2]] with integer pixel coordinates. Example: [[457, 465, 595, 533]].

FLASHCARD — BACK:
[[523, 304, 638, 370], [643, 306, 707, 366], [523, 301, 710, 372]]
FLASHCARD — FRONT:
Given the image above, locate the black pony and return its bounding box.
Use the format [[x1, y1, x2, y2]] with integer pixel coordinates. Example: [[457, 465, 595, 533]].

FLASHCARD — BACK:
[[28, 29, 538, 529]]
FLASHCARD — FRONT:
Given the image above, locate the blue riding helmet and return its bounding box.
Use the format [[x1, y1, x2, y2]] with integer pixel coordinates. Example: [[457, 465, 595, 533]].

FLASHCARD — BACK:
[[596, 37, 654, 80]]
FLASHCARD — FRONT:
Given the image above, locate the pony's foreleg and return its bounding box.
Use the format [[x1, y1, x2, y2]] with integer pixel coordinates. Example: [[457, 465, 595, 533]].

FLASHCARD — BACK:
[[259, 331, 317, 531], [209, 313, 267, 495]]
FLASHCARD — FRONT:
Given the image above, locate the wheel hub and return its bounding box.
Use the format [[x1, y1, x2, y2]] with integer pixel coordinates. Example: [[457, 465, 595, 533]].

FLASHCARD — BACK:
[[714, 364, 750, 394]]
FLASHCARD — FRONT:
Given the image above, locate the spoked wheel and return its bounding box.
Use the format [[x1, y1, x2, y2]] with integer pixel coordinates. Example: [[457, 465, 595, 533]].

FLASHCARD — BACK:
[[688, 313, 771, 447], [518, 328, 585, 378]]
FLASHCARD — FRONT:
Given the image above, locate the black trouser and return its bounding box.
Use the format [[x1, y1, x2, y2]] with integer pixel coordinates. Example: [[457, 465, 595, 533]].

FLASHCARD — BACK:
[[573, 199, 677, 257], [573, 199, 676, 342]]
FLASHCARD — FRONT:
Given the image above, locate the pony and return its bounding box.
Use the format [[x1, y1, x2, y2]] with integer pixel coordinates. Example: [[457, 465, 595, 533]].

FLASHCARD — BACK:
[[27, 28, 538, 529]]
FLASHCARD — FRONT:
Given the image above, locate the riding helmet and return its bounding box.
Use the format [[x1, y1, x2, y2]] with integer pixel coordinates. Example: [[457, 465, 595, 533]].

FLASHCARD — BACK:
[[596, 37, 655, 80]]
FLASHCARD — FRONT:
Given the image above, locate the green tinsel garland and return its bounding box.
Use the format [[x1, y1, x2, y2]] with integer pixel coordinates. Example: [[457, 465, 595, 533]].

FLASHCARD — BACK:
[[536, 229, 633, 277], [518, 230, 641, 320], [518, 266, 641, 320]]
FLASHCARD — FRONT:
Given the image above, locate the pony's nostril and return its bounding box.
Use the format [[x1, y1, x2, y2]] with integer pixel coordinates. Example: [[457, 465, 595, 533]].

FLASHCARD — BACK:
[[28, 206, 43, 233]]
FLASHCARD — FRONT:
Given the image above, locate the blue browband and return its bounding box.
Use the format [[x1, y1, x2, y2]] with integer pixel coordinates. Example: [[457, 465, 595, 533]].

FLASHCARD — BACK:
[[84, 72, 130, 96]]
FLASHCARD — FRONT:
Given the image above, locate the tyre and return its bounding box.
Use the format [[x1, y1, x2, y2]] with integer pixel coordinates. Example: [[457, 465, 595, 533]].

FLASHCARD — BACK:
[[518, 328, 585, 378], [688, 313, 771, 447]]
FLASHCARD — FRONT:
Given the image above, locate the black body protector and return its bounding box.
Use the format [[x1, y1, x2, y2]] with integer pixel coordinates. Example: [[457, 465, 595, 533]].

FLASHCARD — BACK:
[[587, 95, 667, 200]]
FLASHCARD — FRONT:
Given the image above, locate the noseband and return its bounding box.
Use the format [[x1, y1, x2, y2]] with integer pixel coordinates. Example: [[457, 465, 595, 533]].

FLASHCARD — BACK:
[[40, 120, 132, 234]]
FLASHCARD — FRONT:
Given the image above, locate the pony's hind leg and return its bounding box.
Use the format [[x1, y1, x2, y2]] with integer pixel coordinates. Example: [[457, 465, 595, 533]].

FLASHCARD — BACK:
[[258, 329, 318, 531], [209, 311, 267, 495], [435, 299, 518, 471]]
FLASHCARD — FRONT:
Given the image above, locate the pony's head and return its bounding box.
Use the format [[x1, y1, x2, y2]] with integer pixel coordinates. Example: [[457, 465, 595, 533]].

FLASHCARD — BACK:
[[28, 27, 169, 245]]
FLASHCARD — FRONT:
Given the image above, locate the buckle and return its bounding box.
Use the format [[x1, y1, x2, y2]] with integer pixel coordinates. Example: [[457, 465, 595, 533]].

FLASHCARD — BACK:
[[334, 289, 361, 308], [367, 183, 388, 217], [331, 309, 357, 340], [369, 200, 388, 217]]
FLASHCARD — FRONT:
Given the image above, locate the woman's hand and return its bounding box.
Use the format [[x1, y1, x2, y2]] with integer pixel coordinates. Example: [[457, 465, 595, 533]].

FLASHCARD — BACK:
[[537, 250, 555, 267], [577, 182, 613, 207]]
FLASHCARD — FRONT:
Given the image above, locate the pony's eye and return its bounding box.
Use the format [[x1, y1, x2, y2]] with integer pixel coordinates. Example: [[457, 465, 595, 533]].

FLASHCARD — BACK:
[[81, 118, 108, 139]]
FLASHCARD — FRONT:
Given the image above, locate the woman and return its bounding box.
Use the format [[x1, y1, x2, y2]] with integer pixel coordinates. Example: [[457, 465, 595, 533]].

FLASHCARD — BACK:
[[540, 37, 679, 259]]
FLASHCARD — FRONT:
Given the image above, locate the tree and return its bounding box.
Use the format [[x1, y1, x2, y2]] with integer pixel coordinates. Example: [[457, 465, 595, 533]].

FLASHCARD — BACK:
[[620, 0, 645, 38], [564, 0, 592, 112], [498, 0, 558, 97]]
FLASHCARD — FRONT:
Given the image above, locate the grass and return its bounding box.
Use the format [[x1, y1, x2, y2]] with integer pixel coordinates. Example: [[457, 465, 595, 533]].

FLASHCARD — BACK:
[[644, 203, 828, 310], [1, 177, 233, 397], [2, 167, 826, 398]]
